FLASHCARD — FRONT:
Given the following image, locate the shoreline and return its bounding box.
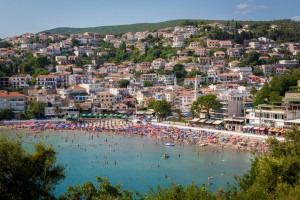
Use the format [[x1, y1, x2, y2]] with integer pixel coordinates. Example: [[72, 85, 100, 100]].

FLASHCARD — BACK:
[[0, 120, 275, 153]]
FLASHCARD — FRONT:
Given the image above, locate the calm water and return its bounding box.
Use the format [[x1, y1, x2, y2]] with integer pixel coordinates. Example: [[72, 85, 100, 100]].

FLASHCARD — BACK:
[[5, 130, 252, 196]]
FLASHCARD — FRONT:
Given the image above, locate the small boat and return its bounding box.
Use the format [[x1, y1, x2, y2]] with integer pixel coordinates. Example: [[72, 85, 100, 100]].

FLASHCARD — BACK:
[[165, 142, 175, 146], [162, 153, 169, 159], [200, 143, 208, 147]]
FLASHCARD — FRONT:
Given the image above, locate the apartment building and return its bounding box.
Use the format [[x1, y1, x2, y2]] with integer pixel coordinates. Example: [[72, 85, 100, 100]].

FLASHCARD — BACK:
[[10, 74, 31, 88], [0, 91, 27, 113]]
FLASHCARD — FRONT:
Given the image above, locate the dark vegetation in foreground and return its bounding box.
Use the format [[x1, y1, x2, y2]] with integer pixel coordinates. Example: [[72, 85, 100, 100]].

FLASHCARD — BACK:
[[0, 125, 299, 200]]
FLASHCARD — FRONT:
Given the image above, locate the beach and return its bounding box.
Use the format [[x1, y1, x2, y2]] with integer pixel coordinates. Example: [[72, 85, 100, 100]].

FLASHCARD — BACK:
[[0, 119, 280, 153]]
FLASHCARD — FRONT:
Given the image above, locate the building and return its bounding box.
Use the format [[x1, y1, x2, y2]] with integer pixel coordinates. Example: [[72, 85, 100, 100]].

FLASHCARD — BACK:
[[0, 77, 10, 89], [0, 91, 27, 113], [141, 74, 157, 82], [158, 75, 175, 85], [207, 39, 219, 48], [10, 74, 31, 88], [36, 75, 57, 89]]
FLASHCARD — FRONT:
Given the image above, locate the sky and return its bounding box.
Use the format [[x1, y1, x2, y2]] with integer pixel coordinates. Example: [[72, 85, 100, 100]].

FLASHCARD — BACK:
[[0, 0, 299, 38]]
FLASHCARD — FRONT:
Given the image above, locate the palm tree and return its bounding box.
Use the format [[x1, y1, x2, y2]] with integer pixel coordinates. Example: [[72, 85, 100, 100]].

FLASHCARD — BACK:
[[75, 104, 82, 116], [53, 105, 62, 118]]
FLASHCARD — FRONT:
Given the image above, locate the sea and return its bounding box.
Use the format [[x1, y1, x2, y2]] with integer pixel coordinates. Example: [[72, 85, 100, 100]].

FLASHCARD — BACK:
[[4, 130, 252, 197]]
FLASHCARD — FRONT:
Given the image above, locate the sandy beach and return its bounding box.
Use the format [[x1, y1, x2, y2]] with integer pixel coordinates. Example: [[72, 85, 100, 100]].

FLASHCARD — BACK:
[[0, 119, 280, 153]]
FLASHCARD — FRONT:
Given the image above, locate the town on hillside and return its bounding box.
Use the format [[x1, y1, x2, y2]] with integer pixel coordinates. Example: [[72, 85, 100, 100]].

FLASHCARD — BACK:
[[0, 20, 300, 136]]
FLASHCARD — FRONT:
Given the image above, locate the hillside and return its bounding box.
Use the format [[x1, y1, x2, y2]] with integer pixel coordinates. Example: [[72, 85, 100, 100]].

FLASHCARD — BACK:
[[40, 19, 300, 35]]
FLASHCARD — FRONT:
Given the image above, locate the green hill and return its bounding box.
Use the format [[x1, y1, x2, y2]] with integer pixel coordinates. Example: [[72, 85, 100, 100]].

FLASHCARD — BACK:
[[40, 19, 300, 35]]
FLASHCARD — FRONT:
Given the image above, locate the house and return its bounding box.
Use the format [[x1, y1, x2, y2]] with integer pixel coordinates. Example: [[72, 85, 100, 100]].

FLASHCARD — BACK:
[[151, 58, 167, 69], [10, 74, 31, 88], [72, 68, 83, 74], [141, 74, 157, 82], [275, 68, 289, 76], [71, 74, 92, 85], [55, 56, 68, 64], [219, 40, 233, 48], [214, 51, 226, 58], [227, 48, 241, 57], [198, 57, 211, 64], [207, 39, 219, 48], [36, 75, 57, 89], [96, 92, 121, 105], [0, 91, 27, 113], [113, 103, 128, 111], [107, 65, 118, 73], [229, 61, 241, 68], [97, 52, 108, 57], [217, 73, 240, 83], [195, 48, 210, 56], [158, 75, 175, 85], [184, 78, 201, 86]]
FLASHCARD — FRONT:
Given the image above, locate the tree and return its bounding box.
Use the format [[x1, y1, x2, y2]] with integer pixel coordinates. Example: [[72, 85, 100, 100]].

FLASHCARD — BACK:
[[250, 86, 258, 97], [153, 100, 172, 121], [174, 109, 183, 120], [147, 100, 155, 109], [254, 82, 270, 106], [235, 125, 300, 199], [0, 108, 15, 120], [0, 136, 65, 200], [108, 105, 114, 113], [16, 111, 26, 120], [53, 105, 62, 118], [143, 81, 154, 87], [191, 95, 221, 119], [27, 102, 47, 119], [75, 104, 82, 115], [58, 176, 138, 200], [118, 80, 130, 88]]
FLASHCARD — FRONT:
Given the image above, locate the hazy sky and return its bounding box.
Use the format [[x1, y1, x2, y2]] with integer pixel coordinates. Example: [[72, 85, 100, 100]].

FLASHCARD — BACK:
[[0, 0, 299, 38]]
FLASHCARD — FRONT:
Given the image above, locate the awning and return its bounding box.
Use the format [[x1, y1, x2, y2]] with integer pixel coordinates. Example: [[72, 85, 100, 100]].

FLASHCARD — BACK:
[[205, 119, 215, 124], [199, 119, 207, 123], [254, 127, 260, 130], [212, 120, 223, 125], [189, 118, 200, 122], [224, 118, 244, 123]]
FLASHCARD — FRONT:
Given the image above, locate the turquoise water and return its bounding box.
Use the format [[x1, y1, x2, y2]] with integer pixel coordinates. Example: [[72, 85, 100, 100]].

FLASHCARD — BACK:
[[8, 130, 252, 196]]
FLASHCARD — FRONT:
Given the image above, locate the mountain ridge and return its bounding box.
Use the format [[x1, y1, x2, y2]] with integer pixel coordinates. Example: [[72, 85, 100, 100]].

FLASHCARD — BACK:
[[40, 19, 300, 35]]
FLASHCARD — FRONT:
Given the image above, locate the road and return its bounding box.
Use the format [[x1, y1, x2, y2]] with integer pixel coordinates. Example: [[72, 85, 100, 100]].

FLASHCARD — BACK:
[[151, 122, 285, 141]]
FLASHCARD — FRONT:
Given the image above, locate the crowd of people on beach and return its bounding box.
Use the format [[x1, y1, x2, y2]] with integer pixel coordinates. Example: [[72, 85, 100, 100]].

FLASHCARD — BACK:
[[3, 120, 270, 152]]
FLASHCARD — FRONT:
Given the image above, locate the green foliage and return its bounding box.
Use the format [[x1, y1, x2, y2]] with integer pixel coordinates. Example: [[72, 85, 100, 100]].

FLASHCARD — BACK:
[[236, 125, 300, 199], [0, 136, 65, 200], [254, 82, 270, 106], [144, 81, 154, 87], [191, 95, 221, 119], [253, 70, 264, 77], [0, 108, 15, 120], [147, 100, 155, 109], [118, 80, 130, 88], [186, 70, 207, 78], [153, 100, 172, 120], [27, 101, 47, 119], [0, 41, 12, 48], [58, 176, 138, 200], [53, 105, 62, 118], [254, 68, 300, 106], [16, 111, 27, 120]]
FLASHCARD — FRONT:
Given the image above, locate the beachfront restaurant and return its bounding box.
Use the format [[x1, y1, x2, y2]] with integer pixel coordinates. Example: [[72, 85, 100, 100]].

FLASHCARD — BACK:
[[223, 118, 245, 131]]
